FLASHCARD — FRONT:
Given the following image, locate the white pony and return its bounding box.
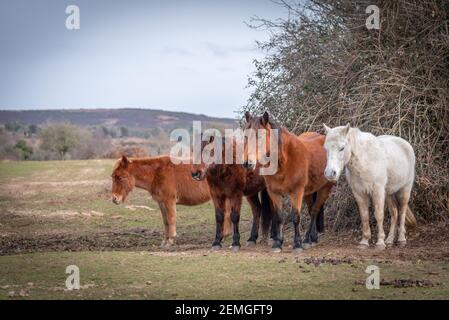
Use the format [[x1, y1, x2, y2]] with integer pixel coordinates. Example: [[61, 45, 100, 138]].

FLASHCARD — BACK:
[[323, 124, 417, 248]]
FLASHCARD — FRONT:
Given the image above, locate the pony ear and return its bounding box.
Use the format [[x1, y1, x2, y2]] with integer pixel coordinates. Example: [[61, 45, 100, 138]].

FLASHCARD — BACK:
[[342, 123, 350, 135], [244, 111, 251, 122], [120, 155, 129, 168], [262, 111, 269, 125], [323, 124, 331, 134]]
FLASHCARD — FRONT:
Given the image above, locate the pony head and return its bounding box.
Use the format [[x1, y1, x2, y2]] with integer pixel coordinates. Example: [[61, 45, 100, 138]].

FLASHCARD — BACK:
[[111, 155, 136, 204], [191, 134, 217, 181], [323, 123, 352, 182], [242, 111, 277, 170]]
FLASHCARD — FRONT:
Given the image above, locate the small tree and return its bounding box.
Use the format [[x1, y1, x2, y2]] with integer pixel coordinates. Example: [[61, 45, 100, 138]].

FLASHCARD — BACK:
[[14, 140, 33, 160], [120, 126, 129, 138], [39, 123, 81, 160], [5, 121, 21, 132], [28, 124, 38, 135]]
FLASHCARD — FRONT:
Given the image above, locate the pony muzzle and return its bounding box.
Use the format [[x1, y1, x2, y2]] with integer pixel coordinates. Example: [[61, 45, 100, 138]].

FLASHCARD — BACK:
[[324, 168, 339, 182], [243, 161, 256, 170], [112, 194, 123, 205], [191, 170, 205, 181]]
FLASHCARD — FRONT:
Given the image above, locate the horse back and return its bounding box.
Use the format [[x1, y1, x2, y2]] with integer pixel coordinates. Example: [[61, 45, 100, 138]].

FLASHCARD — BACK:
[[297, 132, 330, 193], [377, 135, 415, 189], [298, 131, 326, 147]]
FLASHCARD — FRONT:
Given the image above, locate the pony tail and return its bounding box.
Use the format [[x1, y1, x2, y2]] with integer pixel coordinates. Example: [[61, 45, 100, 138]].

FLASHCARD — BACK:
[[316, 206, 325, 233], [311, 192, 325, 233], [260, 189, 273, 239], [405, 205, 417, 228]]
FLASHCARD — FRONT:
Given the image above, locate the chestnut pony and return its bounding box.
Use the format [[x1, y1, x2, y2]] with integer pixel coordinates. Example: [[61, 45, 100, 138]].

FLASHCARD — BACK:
[[243, 112, 335, 253], [191, 136, 273, 251], [111, 155, 211, 247]]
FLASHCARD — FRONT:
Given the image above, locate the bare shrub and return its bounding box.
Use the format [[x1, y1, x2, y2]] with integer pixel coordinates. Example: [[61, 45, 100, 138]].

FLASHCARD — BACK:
[[244, 0, 449, 224], [105, 146, 148, 159]]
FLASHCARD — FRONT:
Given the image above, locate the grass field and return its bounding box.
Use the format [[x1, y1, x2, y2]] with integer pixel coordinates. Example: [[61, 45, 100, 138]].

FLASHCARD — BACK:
[[0, 160, 448, 299]]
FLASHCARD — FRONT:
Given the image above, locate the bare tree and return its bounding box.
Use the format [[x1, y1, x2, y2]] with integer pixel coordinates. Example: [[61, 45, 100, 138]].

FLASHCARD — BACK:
[[245, 0, 449, 224], [40, 123, 82, 160]]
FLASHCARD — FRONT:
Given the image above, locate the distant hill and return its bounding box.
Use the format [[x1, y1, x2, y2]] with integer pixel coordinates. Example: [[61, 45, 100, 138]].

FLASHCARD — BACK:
[[0, 108, 238, 130]]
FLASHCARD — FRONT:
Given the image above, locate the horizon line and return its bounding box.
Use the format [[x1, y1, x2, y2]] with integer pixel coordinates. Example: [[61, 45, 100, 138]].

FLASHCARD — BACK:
[[0, 107, 241, 121]]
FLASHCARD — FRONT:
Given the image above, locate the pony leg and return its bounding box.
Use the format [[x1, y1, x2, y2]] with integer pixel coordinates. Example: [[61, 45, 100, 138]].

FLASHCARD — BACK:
[[230, 196, 243, 251], [353, 190, 371, 248], [165, 200, 177, 247], [302, 194, 315, 249], [267, 190, 284, 253], [372, 186, 386, 248], [385, 195, 398, 245], [303, 184, 332, 249], [291, 187, 305, 253], [246, 194, 262, 246], [396, 188, 411, 244], [211, 196, 226, 249], [158, 202, 169, 247]]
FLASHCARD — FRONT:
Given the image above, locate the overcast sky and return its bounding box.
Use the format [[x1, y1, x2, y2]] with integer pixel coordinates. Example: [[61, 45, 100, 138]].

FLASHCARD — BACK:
[[0, 0, 288, 118]]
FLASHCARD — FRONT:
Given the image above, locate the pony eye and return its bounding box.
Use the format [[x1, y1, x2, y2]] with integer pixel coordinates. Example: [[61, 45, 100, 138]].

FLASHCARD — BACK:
[[339, 147, 345, 152]]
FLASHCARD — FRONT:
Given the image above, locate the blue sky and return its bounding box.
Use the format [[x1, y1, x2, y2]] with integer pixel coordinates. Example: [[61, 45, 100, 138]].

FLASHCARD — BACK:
[[0, 0, 288, 118]]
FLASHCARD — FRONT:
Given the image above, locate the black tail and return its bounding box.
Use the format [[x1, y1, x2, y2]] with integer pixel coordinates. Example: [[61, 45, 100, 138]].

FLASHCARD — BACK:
[[312, 192, 325, 233], [312, 192, 324, 233], [316, 205, 325, 233], [260, 188, 273, 239]]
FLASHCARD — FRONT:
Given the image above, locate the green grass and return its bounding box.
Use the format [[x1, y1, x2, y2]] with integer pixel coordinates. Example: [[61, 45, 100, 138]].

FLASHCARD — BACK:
[[1, 251, 448, 299], [0, 159, 112, 181], [1, 159, 448, 299]]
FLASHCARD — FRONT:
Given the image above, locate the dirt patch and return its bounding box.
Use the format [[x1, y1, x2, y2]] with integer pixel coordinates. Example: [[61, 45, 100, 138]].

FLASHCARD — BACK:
[[4, 209, 106, 218], [302, 257, 353, 266], [1, 224, 449, 264], [0, 226, 214, 255], [354, 278, 439, 288], [125, 205, 155, 211]]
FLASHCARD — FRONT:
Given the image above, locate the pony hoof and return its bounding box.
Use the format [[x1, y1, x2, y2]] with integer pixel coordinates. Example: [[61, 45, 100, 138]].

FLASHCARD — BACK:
[[357, 244, 369, 250], [398, 240, 407, 247], [385, 240, 394, 247], [375, 244, 386, 251], [302, 243, 312, 250], [293, 247, 303, 254], [272, 247, 282, 253], [246, 241, 256, 247], [232, 246, 240, 252], [211, 245, 221, 251]]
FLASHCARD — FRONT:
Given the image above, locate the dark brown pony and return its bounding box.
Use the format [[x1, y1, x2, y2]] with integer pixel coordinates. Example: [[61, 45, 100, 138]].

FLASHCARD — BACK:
[[111, 155, 211, 247], [191, 136, 273, 251], [243, 112, 335, 253]]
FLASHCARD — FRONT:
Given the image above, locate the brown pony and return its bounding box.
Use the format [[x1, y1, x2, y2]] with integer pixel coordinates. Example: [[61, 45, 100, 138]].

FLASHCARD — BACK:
[[243, 111, 335, 253], [111, 155, 211, 247], [191, 136, 273, 251]]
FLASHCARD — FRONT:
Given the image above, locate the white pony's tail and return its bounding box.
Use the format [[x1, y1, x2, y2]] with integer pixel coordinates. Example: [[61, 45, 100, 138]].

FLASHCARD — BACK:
[[405, 205, 417, 228]]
